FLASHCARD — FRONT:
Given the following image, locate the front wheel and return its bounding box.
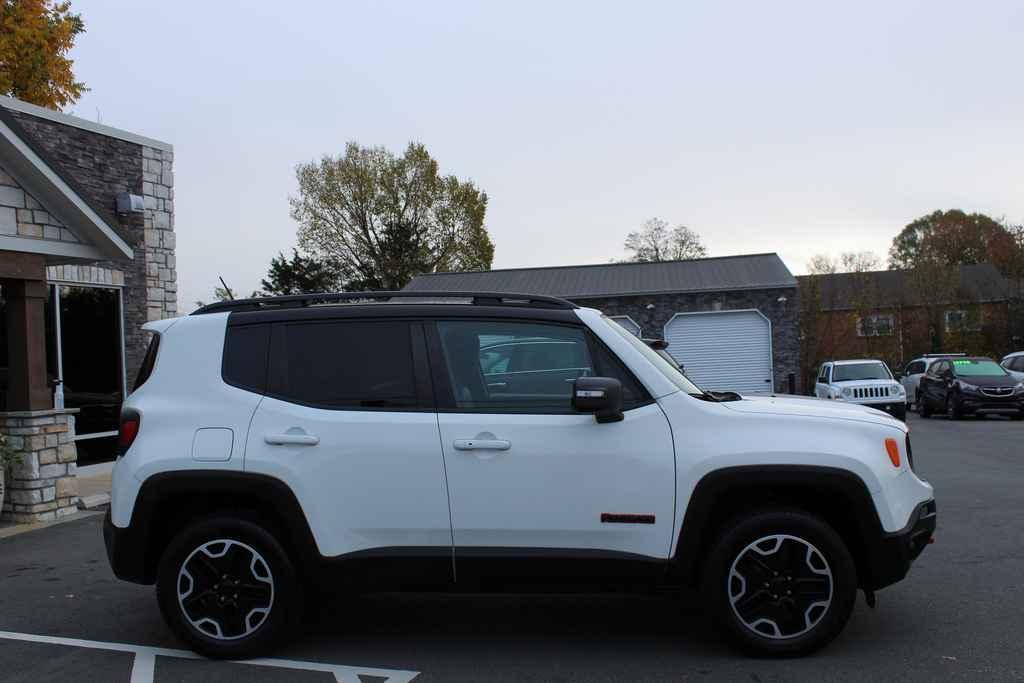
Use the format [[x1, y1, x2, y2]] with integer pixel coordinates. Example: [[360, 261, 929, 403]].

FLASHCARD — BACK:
[[919, 393, 931, 418], [156, 516, 301, 659], [891, 404, 907, 422], [946, 395, 961, 420], [703, 510, 857, 657]]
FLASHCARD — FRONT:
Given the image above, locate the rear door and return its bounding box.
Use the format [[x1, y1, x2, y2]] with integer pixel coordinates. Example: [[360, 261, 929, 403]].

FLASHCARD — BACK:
[[243, 318, 453, 582], [428, 318, 676, 581]]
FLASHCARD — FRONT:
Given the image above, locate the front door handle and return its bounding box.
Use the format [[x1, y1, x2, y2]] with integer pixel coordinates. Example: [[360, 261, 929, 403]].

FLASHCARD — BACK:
[[453, 438, 511, 451], [265, 431, 319, 446]]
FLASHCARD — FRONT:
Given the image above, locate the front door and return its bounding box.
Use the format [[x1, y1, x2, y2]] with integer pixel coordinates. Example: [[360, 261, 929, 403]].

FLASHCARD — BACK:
[[428, 319, 676, 583], [244, 319, 453, 583]]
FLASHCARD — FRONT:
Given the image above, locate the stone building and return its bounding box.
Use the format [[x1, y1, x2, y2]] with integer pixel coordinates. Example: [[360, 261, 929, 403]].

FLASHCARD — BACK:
[[0, 95, 176, 522], [404, 253, 801, 394]]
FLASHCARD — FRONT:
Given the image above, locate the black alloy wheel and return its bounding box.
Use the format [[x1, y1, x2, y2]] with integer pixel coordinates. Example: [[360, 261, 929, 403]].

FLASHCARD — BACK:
[[728, 534, 833, 640], [156, 516, 300, 659], [704, 510, 857, 657]]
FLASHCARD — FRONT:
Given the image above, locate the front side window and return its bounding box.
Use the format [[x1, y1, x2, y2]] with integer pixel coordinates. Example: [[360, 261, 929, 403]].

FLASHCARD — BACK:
[[856, 314, 894, 337], [272, 320, 421, 409], [436, 320, 646, 412], [832, 362, 892, 382], [906, 361, 925, 375]]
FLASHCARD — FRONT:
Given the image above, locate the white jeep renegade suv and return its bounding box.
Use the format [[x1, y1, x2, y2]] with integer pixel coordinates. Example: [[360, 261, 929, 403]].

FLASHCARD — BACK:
[[105, 292, 935, 659]]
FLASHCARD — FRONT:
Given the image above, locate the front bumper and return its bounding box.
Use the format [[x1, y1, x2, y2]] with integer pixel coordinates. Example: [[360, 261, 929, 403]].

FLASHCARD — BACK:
[[861, 499, 936, 590], [956, 395, 1024, 415]]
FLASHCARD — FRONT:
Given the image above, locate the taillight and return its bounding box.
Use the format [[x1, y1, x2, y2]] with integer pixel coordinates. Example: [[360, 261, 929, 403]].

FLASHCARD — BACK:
[[117, 409, 141, 456]]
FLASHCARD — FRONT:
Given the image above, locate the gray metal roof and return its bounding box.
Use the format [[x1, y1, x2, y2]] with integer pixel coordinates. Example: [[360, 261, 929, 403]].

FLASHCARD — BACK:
[[404, 253, 796, 299], [800, 263, 1010, 311]]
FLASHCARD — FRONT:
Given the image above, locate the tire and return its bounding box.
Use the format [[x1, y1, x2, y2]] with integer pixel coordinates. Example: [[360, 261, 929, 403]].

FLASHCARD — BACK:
[[702, 510, 857, 657], [156, 516, 301, 659], [945, 395, 961, 420], [891, 404, 907, 422]]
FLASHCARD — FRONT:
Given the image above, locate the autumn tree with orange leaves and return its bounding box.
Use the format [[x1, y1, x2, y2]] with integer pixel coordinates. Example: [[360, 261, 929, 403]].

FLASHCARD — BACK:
[[0, 0, 86, 110]]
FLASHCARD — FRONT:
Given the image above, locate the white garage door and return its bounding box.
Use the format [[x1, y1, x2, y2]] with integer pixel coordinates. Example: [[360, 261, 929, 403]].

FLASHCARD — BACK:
[[663, 310, 773, 393]]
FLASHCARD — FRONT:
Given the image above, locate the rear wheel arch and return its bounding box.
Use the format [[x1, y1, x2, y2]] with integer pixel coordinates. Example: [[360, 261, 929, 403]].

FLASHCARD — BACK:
[[671, 466, 882, 589], [129, 471, 319, 584]]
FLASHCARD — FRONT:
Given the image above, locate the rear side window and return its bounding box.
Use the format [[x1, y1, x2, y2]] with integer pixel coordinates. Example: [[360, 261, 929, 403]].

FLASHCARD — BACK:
[[132, 333, 160, 391], [907, 361, 925, 375], [223, 324, 270, 393], [270, 321, 422, 409]]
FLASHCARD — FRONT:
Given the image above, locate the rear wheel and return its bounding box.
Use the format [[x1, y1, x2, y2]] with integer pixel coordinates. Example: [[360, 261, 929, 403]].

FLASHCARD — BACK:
[[156, 516, 301, 659], [703, 510, 857, 657]]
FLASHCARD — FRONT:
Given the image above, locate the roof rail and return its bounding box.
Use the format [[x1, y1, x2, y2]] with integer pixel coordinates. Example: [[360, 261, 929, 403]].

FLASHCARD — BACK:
[[191, 290, 578, 315]]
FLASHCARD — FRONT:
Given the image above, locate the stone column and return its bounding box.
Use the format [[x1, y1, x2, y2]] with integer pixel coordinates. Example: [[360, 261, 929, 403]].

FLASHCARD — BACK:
[[0, 409, 79, 522]]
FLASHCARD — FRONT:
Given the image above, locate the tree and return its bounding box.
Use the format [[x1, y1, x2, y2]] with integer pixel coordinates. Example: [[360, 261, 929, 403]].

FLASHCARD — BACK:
[[623, 218, 707, 262], [0, 0, 86, 110], [806, 251, 880, 275], [290, 142, 493, 291], [888, 209, 1016, 273], [260, 249, 339, 296]]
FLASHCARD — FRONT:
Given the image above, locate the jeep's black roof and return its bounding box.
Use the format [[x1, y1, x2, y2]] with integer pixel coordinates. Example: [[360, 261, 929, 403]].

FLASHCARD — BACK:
[[192, 291, 577, 315]]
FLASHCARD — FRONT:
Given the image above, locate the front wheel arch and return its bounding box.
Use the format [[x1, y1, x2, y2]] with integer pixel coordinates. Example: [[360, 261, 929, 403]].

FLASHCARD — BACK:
[[671, 466, 885, 590]]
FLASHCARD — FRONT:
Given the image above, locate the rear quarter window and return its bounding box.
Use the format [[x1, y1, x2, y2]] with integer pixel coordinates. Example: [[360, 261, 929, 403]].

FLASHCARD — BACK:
[[222, 324, 271, 393], [132, 333, 160, 391]]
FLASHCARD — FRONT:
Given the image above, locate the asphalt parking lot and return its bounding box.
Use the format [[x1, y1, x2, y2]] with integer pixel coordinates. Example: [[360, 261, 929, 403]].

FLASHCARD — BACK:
[[1, 412, 1022, 682]]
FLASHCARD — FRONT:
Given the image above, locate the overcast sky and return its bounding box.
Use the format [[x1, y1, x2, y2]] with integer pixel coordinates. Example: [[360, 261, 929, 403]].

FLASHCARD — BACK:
[[68, 1, 1023, 309]]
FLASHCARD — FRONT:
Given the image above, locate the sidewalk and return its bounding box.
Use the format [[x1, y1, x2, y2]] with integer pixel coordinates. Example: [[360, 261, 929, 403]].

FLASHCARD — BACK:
[[77, 461, 114, 510], [0, 461, 112, 539]]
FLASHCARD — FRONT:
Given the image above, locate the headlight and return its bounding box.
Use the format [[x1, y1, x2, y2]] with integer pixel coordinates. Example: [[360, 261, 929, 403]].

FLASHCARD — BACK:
[[1015, 382, 1024, 395], [891, 384, 904, 396], [841, 387, 852, 397], [959, 382, 980, 394]]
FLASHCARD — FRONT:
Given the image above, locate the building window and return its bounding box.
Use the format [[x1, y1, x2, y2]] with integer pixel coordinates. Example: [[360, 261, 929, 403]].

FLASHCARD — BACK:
[[856, 314, 894, 337], [945, 310, 981, 333]]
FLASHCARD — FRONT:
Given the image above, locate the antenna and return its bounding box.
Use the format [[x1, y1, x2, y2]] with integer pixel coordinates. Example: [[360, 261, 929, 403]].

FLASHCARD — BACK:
[[218, 276, 235, 300]]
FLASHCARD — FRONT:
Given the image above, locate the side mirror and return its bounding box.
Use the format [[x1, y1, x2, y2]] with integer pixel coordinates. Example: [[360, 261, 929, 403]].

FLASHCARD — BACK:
[[572, 377, 623, 424], [895, 372, 904, 380]]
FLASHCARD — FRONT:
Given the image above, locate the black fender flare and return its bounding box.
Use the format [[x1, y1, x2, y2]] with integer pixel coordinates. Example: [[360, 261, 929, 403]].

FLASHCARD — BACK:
[[668, 465, 894, 589], [106, 470, 319, 584]]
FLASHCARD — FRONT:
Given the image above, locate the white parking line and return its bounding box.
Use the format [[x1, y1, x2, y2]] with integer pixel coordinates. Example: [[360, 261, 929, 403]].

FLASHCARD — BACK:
[[0, 630, 420, 682]]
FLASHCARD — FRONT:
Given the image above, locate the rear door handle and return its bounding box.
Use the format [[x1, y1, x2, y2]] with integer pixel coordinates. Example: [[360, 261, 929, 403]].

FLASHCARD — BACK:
[[453, 438, 511, 451], [265, 432, 319, 446]]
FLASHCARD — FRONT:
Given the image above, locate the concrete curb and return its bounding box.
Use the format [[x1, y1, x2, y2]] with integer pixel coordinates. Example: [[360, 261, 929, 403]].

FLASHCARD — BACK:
[[77, 493, 111, 511]]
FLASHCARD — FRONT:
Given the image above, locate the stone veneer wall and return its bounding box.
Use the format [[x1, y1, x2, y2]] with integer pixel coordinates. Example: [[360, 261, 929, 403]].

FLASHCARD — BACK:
[[0, 409, 78, 522], [0, 165, 82, 243], [577, 287, 803, 393], [4, 109, 177, 380]]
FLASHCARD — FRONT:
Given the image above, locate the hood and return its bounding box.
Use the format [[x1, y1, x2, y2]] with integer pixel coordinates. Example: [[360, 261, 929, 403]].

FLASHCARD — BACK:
[[955, 374, 1019, 388], [723, 394, 906, 430]]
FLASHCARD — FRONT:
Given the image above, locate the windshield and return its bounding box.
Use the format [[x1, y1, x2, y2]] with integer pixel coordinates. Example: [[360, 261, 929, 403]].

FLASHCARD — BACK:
[[953, 359, 1008, 377], [832, 362, 892, 382], [600, 315, 703, 394]]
